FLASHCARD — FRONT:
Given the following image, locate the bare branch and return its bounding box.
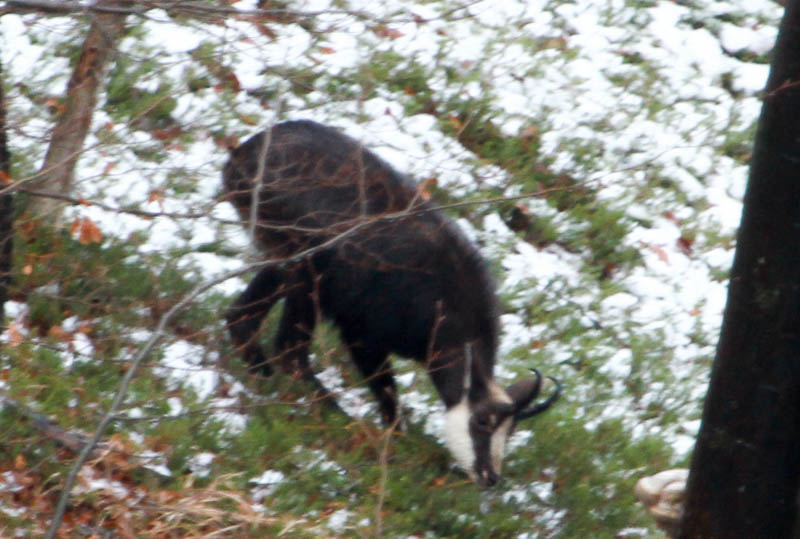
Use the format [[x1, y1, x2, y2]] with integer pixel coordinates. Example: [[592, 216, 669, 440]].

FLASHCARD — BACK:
[[3, 0, 483, 24], [43, 210, 405, 536], [0, 389, 99, 454], [14, 187, 219, 221], [4, 0, 127, 14]]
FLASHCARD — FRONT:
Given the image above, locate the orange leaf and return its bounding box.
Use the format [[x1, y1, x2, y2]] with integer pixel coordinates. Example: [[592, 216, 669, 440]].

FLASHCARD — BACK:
[[214, 134, 239, 150], [651, 245, 669, 263], [417, 178, 436, 201], [22, 264, 33, 275], [157, 490, 181, 503], [14, 453, 27, 470], [373, 25, 404, 39], [73, 217, 103, 245], [319, 46, 336, 54], [152, 127, 183, 141], [48, 325, 73, 343], [0, 170, 11, 185], [44, 97, 65, 114], [103, 161, 117, 175], [521, 125, 539, 139], [84, 219, 102, 244], [448, 115, 463, 130], [429, 476, 447, 487], [148, 189, 165, 204], [8, 322, 22, 347]]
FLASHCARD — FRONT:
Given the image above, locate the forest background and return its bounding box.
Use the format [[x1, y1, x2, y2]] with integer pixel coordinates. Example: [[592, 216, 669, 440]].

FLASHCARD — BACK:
[[0, 0, 782, 536]]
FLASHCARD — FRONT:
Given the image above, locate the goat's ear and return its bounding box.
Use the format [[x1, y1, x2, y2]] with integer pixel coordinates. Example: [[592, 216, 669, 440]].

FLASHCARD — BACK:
[[493, 401, 515, 418], [506, 373, 542, 413], [464, 343, 492, 403]]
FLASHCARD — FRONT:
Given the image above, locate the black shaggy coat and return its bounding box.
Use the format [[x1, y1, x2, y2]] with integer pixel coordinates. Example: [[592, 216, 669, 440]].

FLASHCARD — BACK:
[[222, 120, 500, 420]]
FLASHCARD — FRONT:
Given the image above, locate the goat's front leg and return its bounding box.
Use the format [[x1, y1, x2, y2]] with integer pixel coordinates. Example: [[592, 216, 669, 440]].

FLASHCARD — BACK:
[[226, 264, 287, 376], [274, 285, 344, 414]]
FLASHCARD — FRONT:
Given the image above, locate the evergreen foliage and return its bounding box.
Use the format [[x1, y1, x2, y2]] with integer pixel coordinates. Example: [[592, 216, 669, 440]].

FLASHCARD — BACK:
[[0, 0, 780, 536]]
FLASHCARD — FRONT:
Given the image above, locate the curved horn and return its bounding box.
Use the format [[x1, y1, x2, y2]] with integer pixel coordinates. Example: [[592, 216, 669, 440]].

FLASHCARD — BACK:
[[505, 368, 542, 412], [515, 370, 561, 420]]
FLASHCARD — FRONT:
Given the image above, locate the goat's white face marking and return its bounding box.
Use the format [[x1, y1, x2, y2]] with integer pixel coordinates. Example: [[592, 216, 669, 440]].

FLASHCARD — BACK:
[[490, 416, 513, 475], [489, 382, 513, 405], [488, 383, 514, 475], [444, 398, 476, 479], [444, 390, 516, 483]]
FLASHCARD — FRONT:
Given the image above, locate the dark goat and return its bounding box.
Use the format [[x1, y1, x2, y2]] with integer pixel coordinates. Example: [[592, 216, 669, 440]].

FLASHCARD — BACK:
[[222, 120, 560, 486]]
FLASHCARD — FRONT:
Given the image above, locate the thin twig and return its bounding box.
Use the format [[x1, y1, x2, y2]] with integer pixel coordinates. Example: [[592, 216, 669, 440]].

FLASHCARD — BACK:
[[0, 389, 99, 454], [4, 0, 484, 25], [247, 100, 281, 247], [373, 417, 400, 539], [43, 208, 403, 535]]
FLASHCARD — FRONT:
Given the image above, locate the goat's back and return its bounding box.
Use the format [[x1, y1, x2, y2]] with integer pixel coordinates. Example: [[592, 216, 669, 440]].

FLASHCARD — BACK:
[[223, 120, 424, 254], [222, 120, 499, 368]]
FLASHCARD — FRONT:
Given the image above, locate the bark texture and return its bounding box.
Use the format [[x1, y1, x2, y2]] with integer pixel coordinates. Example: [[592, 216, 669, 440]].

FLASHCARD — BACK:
[[680, 3, 800, 537], [29, 0, 129, 220], [0, 59, 13, 322]]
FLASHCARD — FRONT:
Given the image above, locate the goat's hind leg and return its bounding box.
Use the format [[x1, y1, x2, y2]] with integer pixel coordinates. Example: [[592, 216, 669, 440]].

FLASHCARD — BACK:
[[349, 345, 400, 428], [226, 264, 287, 376], [275, 285, 344, 415]]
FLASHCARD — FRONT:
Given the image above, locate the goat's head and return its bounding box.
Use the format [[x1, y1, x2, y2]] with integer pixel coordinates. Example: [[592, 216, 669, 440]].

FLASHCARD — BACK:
[[443, 349, 560, 487]]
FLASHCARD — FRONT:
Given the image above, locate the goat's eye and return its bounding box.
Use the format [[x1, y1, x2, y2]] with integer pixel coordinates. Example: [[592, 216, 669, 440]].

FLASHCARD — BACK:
[[473, 415, 491, 430]]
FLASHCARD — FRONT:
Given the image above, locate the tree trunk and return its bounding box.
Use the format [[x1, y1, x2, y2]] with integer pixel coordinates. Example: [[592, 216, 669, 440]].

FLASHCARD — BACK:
[[0, 59, 13, 321], [27, 0, 129, 221], [680, 2, 800, 537]]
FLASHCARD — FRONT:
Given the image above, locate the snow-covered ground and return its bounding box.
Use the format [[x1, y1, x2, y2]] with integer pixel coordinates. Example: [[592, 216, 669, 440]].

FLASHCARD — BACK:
[[0, 0, 783, 533]]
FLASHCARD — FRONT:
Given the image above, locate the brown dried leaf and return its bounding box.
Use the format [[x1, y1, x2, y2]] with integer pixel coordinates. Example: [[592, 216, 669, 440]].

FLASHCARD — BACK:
[[677, 236, 693, 256], [45, 97, 65, 114], [417, 178, 437, 201], [78, 218, 103, 245], [521, 125, 539, 139], [48, 325, 73, 343], [8, 322, 23, 347], [373, 25, 404, 39], [148, 190, 165, 205], [650, 245, 669, 263], [430, 476, 447, 487], [663, 211, 680, 225], [70, 218, 81, 237]]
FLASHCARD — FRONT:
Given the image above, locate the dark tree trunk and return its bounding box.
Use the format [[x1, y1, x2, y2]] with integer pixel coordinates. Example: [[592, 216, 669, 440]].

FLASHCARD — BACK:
[[0, 59, 13, 323], [680, 2, 800, 537]]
